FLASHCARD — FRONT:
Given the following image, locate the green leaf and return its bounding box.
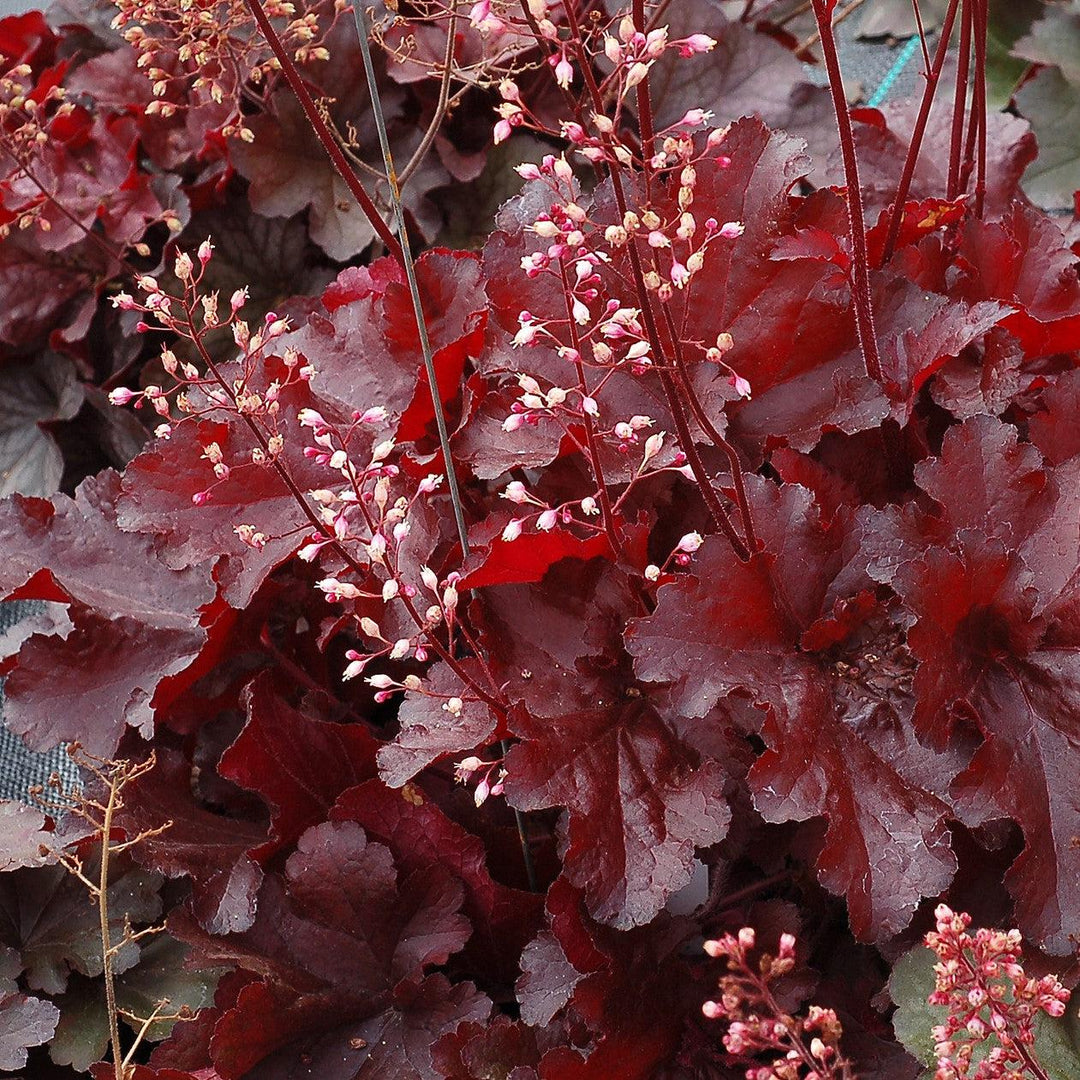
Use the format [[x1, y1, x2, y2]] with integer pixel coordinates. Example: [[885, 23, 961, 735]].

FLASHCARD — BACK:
[[890, 946, 1080, 1080], [1015, 66, 1080, 210], [986, 0, 1042, 108], [49, 937, 223, 1070], [115, 935, 222, 1041]]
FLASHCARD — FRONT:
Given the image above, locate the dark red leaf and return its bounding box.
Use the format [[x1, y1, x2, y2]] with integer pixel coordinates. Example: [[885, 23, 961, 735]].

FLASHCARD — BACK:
[[4, 605, 206, 756], [330, 779, 542, 988], [432, 1015, 542, 1080], [115, 748, 267, 934], [0, 990, 60, 1071], [217, 673, 378, 860], [0, 801, 53, 872], [174, 819, 473, 1078], [627, 479, 961, 939], [0, 856, 162, 994], [376, 661, 498, 789], [116, 367, 331, 608]]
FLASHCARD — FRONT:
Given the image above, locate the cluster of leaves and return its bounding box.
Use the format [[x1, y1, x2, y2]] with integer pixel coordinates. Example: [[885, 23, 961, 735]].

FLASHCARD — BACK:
[[2, 0, 1080, 1077]]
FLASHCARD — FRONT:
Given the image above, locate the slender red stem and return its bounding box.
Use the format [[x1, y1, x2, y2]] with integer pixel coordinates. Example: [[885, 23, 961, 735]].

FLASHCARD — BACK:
[[186, 318, 507, 714], [947, 0, 972, 199], [243, 0, 403, 262], [554, 0, 751, 560], [632, 0, 656, 158], [809, 0, 882, 384], [958, 72, 980, 193], [910, 0, 932, 76], [972, 0, 988, 218], [557, 262, 623, 555], [880, 0, 961, 263], [659, 304, 758, 553]]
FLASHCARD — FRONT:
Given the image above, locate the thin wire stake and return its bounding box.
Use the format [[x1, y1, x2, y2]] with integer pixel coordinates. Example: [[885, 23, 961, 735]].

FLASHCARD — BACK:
[[349, 5, 538, 894], [349, 1, 470, 560]]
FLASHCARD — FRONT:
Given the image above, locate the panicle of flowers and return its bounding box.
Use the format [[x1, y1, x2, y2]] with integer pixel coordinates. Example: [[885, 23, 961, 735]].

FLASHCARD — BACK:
[[371, 0, 533, 94], [702, 929, 855, 1080], [109, 0, 337, 140], [0, 61, 74, 236], [295, 414, 476, 684], [454, 751, 506, 808], [491, 10, 716, 158], [924, 905, 1068, 1080], [490, 1, 760, 564], [108, 239, 308, 506], [506, 150, 747, 436]]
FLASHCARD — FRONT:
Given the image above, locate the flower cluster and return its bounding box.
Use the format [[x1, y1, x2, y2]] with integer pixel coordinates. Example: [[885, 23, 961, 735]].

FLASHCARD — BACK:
[[109, 240, 304, 472], [109, 0, 337, 139], [925, 905, 1069, 1080], [454, 752, 506, 808], [506, 148, 749, 412], [702, 929, 853, 1080], [0, 62, 83, 237], [493, 14, 716, 153], [108, 241, 510, 773]]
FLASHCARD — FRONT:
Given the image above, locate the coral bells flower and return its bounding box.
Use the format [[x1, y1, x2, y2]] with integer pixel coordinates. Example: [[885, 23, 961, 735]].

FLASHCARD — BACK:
[[702, 929, 852, 1079], [924, 905, 1069, 1080]]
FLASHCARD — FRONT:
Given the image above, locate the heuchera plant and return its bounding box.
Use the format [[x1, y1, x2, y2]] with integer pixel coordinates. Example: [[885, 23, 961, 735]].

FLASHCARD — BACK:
[[3, 0, 1080, 1076]]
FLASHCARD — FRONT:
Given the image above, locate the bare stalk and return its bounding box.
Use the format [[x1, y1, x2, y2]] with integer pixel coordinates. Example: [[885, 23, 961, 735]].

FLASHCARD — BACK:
[[880, 0, 961, 264], [33, 750, 172, 1080], [349, 0, 470, 559], [809, 0, 882, 383], [243, 0, 404, 261], [947, 0, 972, 199]]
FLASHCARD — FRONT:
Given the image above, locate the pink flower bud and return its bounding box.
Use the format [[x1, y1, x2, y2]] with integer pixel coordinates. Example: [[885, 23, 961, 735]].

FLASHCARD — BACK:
[[468, 0, 491, 27], [719, 220, 745, 239], [676, 108, 713, 127], [561, 121, 586, 144], [553, 51, 574, 89], [342, 659, 366, 681], [730, 374, 752, 399], [536, 509, 558, 531], [503, 480, 531, 504], [642, 431, 664, 464], [678, 33, 717, 55], [502, 519, 523, 542], [677, 532, 703, 553], [108, 387, 138, 405]]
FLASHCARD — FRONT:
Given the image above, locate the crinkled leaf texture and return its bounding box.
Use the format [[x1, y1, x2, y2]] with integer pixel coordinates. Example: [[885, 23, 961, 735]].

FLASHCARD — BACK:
[[627, 478, 959, 940], [172, 818, 482, 1079], [0, 470, 216, 756], [0, 989, 60, 1070]]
